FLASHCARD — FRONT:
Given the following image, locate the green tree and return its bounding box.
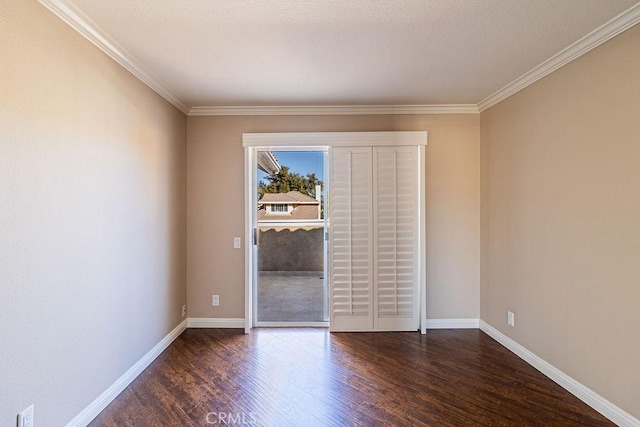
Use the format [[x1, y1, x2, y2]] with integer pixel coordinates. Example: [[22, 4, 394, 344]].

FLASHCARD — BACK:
[[258, 166, 323, 199]]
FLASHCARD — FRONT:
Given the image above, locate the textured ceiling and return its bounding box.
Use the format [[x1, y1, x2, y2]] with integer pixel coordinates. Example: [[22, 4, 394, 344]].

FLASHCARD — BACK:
[[69, 0, 638, 107]]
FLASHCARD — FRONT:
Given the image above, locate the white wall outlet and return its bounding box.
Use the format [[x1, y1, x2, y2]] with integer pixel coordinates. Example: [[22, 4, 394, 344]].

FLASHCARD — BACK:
[[507, 310, 515, 327], [18, 405, 34, 427], [233, 237, 241, 249], [181, 304, 187, 318], [212, 295, 220, 306]]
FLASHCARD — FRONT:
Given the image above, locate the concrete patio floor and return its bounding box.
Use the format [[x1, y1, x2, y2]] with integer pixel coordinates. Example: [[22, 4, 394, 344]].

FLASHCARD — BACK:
[[257, 274, 327, 322]]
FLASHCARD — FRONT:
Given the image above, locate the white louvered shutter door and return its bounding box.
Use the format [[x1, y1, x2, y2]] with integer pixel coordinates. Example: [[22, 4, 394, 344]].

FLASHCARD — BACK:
[[374, 146, 420, 331], [329, 147, 374, 331]]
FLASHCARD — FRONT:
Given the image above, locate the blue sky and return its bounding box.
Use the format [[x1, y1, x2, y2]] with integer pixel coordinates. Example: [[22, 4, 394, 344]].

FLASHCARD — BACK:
[[258, 151, 324, 183]]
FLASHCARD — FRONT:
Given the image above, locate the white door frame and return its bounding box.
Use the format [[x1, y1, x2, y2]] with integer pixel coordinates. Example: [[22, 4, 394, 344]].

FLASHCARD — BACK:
[[243, 132, 428, 334], [244, 143, 329, 330]]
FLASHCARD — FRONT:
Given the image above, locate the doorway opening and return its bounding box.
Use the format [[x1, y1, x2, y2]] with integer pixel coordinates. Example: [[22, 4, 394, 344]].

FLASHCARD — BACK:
[[254, 150, 328, 326]]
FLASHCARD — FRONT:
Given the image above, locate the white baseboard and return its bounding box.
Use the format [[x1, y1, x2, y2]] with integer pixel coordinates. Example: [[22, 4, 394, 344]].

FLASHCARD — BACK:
[[187, 317, 245, 328], [479, 320, 639, 427], [425, 318, 480, 329], [66, 319, 187, 427]]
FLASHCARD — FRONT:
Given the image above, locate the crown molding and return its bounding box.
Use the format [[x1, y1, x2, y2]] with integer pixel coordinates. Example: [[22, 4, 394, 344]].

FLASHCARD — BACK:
[[39, 0, 640, 117], [478, 3, 640, 112], [189, 104, 479, 116], [38, 0, 190, 115]]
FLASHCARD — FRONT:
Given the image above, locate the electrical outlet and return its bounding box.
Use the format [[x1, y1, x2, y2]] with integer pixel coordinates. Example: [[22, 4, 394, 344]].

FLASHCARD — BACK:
[[233, 237, 241, 249], [507, 310, 515, 327], [181, 305, 187, 318], [212, 295, 220, 306], [18, 405, 34, 427]]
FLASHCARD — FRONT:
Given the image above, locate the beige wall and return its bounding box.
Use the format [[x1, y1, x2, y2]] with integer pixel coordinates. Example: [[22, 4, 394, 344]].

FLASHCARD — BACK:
[[0, 1, 187, 425], [480, 24, 640, 418], [187, 114, 480, 320]]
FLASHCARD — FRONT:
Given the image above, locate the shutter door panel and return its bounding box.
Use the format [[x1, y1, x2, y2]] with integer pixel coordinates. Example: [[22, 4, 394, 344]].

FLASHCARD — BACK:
[[329, 147, 373, 331], [374, 146, 419, 331], [330, 145, 420, 332]]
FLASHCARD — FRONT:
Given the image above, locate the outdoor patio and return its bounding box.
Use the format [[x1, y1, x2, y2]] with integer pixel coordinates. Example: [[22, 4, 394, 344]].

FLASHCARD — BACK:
[[257, 273, 326, 322]]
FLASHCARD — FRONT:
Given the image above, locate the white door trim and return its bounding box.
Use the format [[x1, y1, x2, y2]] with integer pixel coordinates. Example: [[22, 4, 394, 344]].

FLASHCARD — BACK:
[[419, 145, 427, 334], [242, 131, 427, 148], [244, 148, 256, 333]]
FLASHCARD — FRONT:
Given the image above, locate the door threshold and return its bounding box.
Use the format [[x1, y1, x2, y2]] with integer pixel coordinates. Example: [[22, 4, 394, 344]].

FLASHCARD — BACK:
[[254, 321, 329, 328]]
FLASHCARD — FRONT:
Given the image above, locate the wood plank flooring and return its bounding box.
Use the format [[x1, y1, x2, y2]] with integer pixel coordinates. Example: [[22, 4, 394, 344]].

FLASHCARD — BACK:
[[90, 328, 613, 426]]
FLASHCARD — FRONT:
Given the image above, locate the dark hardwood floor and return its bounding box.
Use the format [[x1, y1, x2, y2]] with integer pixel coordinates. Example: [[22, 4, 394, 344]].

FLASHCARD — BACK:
[[90, 328, 613, 426]]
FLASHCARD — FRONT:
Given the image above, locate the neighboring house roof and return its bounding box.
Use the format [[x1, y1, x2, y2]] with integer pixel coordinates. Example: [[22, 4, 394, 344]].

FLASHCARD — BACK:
[[259, 191, 319, 205], [258, 191, 321, 221]]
